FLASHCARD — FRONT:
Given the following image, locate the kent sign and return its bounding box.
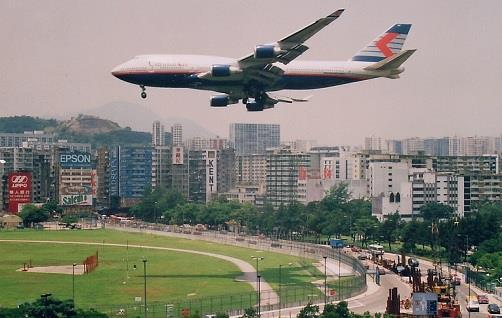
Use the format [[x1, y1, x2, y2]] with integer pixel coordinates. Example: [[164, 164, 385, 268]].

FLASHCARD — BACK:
[[59, 151, 92, 169], [205, 150, 217, 202]]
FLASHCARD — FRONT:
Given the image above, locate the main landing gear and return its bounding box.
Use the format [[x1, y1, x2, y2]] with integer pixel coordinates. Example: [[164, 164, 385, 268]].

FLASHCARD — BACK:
[[140, 85, 147, 99]]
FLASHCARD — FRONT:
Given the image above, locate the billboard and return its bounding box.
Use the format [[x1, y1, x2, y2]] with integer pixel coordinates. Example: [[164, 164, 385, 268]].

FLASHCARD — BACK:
[[205, 150, 217, 202], [59, 151, 92, 169], [61, 194, 93, 206], [412, 292, 438, 316], [172, 146, 184, 165], [8, 172, 32, 213]]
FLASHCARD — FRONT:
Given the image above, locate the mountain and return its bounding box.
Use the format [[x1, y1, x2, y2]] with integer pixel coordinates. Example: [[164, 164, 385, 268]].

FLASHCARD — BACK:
[[0, 115, 151, 147], [82, 101, 216, 138], [0, 116, 58, 133], [58, 114, 121, 135]]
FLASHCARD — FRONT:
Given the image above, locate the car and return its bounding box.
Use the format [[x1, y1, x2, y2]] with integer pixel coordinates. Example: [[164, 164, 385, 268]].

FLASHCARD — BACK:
[[488, 304, 501, 314], [452, 275, 461, 285], [477, 294, 489, 304], [466, 300, 480, 312]]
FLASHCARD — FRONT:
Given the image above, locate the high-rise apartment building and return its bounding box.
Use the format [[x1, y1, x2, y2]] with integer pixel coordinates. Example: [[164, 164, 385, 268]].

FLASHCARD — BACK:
[[236, 154, 267, 186], [172, 123, 183, 146], [109, 146, 152, 207], [0, 131, 55, 148], [266, 147, 310, 207], [229, 123, 280, 156], [152, 121, 165, 147]]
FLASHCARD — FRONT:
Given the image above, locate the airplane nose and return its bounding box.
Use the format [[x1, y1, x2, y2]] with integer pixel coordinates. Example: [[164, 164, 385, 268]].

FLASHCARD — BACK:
[[111, 64, 123, 77]]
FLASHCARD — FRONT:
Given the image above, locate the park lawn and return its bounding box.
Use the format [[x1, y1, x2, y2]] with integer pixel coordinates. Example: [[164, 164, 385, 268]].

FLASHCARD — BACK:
[[0, 229, 323, 307], [0, 242, 247, 307]]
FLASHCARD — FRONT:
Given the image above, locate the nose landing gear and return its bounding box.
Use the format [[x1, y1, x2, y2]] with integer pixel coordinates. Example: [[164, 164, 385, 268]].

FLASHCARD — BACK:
[[140, 85, 147, 99]]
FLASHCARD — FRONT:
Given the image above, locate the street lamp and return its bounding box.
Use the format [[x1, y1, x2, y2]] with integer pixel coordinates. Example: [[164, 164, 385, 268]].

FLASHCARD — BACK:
[[338, 247, 341, 300], [154, 201, 158, 224], [257, 274, 262, 318], [279, 263, 292, 317], [323, 256, 328, 305], [251, 256, 264, 317], [72, 263, 77, 305], [143, 259, 147, 318]]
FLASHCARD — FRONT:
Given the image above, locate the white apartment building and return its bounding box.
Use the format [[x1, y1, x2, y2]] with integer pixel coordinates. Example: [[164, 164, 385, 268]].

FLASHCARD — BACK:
[[171, 123, 183, 146]]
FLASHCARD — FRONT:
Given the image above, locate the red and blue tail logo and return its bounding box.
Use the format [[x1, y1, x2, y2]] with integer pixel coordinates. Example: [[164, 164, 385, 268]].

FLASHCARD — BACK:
[[352, 24, 412, 62]]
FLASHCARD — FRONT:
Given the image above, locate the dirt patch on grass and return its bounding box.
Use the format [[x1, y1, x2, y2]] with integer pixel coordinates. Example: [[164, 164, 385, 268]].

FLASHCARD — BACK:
[[17, 264, 85, 275]]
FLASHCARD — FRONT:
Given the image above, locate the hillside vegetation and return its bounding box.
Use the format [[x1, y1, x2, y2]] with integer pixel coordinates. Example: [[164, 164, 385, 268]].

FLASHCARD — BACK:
[[0, 115, 151, 147]]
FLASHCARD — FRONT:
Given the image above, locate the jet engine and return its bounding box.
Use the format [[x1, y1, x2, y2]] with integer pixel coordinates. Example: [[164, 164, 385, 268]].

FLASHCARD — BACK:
[[211, 65, 242, 77], [210, 95, 238, 107], [254, 45, 284, 59], [245, 102, 265, 112]]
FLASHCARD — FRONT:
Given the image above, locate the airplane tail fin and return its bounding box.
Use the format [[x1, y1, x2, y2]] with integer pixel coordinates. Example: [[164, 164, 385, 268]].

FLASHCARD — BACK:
[[351, 24, 412, 62], [364, 49, 416, 71]]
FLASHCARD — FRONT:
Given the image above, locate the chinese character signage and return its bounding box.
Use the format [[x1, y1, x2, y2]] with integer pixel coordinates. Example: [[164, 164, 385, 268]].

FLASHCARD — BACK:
[[8, 172, 32, 213], [172, 147, 184, 165]]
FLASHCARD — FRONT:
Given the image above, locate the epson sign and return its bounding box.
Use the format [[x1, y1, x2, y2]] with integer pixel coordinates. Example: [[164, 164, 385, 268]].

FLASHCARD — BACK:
[[60, 152, 92, 168]]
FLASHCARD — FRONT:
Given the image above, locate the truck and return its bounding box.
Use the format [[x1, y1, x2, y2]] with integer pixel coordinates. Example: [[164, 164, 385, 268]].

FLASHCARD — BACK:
[[329, 239, 345, 248]]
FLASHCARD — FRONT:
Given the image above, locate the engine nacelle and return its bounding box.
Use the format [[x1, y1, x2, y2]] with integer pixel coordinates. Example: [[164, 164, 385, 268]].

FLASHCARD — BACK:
[[210, 95, 230, 107], [254, 45, 283, 59], [246, 102, 265, 112], [210, 64, 242, 77]]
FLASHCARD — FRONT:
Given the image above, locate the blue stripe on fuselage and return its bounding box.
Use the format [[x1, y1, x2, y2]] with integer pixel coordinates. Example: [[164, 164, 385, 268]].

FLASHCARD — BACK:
[[115, 72, 364, 91]]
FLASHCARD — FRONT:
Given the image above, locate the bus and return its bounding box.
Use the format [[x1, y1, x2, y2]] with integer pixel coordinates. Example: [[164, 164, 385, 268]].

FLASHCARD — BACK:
[[368, 244, 385, 256]]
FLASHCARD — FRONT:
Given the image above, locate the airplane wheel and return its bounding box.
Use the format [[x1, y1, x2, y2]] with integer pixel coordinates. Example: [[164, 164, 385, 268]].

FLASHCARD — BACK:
[[141, 92, 147, 99]]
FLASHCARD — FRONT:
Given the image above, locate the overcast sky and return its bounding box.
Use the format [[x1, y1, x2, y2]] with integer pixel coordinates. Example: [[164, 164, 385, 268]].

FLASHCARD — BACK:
[[1, 1, 502, 145]]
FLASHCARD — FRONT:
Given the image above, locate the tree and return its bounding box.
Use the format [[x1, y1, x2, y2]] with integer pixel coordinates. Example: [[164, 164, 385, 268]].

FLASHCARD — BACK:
[[240, 308, 258, 318], [353, 217, 379, 247], [0, 295, 108, 318], [420, 203, 454, 222], [321, 301, 350, 318], [19, 204, 49, 227], [379, 213, 401, 250], [297, 302, 320, 318]]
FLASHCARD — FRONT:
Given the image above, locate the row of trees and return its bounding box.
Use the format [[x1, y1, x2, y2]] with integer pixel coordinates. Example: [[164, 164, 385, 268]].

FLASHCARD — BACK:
[[130, 184, 502, 281], [130, 185, 379, 246]]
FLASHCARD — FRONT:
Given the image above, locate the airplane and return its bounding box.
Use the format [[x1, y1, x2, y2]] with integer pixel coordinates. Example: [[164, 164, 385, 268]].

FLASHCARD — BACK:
[[111, 9, 415, 112]]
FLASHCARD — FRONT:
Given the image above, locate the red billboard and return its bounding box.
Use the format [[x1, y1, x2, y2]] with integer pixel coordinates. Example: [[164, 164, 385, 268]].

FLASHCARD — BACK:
[[8, 172, 32, 213]]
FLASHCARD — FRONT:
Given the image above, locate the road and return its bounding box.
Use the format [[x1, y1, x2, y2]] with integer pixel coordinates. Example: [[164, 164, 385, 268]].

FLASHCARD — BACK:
[[380, 251, 500, 318]]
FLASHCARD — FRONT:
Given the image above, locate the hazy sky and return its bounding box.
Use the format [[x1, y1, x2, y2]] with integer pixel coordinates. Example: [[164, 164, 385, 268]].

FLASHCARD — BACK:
[[1, 1, 502, 145]]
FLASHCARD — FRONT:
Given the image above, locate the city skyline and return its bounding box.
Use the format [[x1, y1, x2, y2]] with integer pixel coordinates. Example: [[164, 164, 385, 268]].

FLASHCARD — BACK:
[[2, 1, 502, 144]]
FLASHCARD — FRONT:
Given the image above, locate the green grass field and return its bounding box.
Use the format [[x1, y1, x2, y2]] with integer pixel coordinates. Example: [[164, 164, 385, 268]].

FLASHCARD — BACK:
[[0, 229, 322, 308]]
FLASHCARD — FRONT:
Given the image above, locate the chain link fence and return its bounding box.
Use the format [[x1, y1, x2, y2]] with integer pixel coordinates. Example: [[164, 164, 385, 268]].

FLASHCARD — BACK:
[[92, 277, 365, 318]]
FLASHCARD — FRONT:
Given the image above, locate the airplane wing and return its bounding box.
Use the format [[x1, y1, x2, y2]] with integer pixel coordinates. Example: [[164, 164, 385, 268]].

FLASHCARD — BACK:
[[238, 9, 344, 69]]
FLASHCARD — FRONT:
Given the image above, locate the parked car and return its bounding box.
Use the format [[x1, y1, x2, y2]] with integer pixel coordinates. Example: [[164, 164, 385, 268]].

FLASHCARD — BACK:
[[488, 304, 500, 314], [477, 294, 489, 304]]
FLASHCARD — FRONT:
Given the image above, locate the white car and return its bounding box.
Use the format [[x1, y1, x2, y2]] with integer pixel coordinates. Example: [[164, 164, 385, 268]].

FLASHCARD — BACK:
[[466, 300, 480, 312]]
